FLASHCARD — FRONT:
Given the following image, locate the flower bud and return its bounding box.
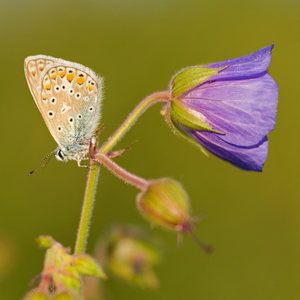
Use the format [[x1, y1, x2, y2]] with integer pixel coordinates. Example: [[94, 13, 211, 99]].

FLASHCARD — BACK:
[[137, 179, 191, 232], [60, 267, 81, 292], [72, 254, 107, 279], [35, 236, 55, 248], [24, 236, 107, 299], [96, 224, 162, 289], [52, 289, 81, 300], [23, 288, 50, 300], [137, 179, 212, 252]]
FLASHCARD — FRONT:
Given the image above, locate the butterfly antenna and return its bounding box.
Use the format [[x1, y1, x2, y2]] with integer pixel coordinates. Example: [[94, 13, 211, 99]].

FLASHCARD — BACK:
[[28, 150, 56, 176]]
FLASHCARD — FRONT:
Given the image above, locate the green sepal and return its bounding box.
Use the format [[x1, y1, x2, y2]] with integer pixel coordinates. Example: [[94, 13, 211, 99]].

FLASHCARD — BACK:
[[171, 66, 228, 98], [170, 98, 224, 133], [168, 116, 209, 157], [60, 267, 81, 292], [72, 254, 107, 279]]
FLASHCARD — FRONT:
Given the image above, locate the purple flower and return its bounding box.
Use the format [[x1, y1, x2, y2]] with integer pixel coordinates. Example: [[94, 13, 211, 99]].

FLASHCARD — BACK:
[[168, 45, 278, 171]]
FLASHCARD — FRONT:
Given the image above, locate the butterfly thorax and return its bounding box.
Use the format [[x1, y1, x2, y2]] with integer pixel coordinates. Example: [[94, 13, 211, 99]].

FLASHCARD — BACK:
[[55, 139, 90, 163]]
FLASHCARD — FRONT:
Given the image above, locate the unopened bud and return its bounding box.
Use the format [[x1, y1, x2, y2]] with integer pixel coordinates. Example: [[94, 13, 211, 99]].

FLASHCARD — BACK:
[[52, 289, 81, 300], [73, 254, 107, 279], [137, 179, 191, 232], [35, 236, 55, 248], [137, 179, 212, 252], [61, 267, 81, 292], [23, 288, 50, 300]]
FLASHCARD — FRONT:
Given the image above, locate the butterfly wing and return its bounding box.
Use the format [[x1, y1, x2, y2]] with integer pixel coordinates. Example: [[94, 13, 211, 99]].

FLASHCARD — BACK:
[[25, 55, 55, 112], [25, 56, 103, 154]]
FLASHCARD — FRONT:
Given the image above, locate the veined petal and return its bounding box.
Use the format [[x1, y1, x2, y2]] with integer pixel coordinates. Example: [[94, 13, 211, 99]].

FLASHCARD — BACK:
[[189, 130, 269, 171], [180, 73, 278, 146], [204, 45, 274, 80]]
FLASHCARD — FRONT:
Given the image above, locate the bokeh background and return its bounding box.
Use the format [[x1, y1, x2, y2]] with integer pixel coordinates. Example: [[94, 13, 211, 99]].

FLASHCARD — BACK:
[[0, 0, 299, 299]]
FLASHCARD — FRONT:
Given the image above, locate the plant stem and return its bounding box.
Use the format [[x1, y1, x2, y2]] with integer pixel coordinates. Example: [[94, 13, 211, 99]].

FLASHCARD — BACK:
[[75, 160, 101, 254], [95, 152, 149, 191], [100, 91, 170, 154], [74, 91, 169, 254]]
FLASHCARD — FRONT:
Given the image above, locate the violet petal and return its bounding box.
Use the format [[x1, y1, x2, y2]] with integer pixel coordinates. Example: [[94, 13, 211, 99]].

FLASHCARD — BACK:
[[205, 45, 274, 81], [180, 73, 278, 147]]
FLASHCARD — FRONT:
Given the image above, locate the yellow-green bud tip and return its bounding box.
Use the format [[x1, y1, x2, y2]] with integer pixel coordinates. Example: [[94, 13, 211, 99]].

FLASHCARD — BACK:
[[35, 236, 55, 248], [23, 288, 50, 300], [73, 254, 107, 279], [137, 179, 192, 232]]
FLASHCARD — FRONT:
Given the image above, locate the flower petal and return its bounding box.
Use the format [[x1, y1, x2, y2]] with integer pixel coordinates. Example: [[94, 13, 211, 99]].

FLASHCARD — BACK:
[[180, 73, 278, 146], [205, 45, 274, 80], [189, 130, 269, 171]]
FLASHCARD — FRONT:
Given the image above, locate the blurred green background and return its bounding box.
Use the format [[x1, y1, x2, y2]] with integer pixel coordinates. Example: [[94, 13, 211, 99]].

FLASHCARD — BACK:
[[0, 0, 299, 299]]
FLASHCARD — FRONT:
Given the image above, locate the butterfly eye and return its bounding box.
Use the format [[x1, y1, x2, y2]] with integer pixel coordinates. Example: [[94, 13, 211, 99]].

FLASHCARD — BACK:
[[75, 92, 81, 99], [56, 149, 65, 161], [77, 114, 82, 119], [68, 117, 74, 123], [48, 111, 54, 118], [57, 125, 62, 132], [50, 97, 56, 104]]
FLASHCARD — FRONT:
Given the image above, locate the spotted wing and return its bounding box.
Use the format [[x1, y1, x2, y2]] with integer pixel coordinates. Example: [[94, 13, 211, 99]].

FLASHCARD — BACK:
[[37, 61, 103, 149], [25, 55, 103, 148], [24, 55, 56, 114]]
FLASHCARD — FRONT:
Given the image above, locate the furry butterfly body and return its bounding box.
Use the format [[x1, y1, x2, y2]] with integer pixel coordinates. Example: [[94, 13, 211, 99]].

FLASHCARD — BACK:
[[25, 55, 103, 166]]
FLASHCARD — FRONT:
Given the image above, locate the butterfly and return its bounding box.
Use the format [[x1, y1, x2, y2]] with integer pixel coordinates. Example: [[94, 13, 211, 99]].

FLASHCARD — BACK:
[[25, 55, 103, 172]]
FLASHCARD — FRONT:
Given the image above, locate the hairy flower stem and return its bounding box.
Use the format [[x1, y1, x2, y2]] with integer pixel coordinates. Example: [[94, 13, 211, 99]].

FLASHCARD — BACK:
[[94, 152, 149, 191], [75, 160, 101, 254], [74, 91, 169, 254], [100, 91, 170, 154]]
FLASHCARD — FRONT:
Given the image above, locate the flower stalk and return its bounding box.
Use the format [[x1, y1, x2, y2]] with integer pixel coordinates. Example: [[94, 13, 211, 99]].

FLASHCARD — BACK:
[[74, 91, 170, 255]]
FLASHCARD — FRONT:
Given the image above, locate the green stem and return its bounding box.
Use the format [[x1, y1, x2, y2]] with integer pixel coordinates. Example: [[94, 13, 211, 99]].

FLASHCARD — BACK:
[[100, 91, 170, 154], [75, 160, 101, 254], [74, 91, 170, 254]]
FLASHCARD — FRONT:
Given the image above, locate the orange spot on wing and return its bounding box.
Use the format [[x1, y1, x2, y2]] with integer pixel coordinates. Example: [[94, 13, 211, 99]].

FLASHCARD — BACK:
[[42, 94, 47, 100], [58, 71, 66, 78], [51, 74, 57, 79], [94, 89, 97, 94], [45, 83, 51, 90], [89, 85, 95, 91], [67, 73, 75, 82], [77, 77, 85, 85]]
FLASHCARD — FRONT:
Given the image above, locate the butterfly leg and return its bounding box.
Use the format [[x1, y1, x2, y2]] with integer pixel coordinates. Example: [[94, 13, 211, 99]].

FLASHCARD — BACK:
[[77, 158, 89, 168]]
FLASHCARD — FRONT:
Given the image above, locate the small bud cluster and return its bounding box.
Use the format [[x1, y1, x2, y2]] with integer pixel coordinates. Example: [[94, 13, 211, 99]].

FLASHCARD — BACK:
[[24, 236, 106, 300], [96, 225, 162, 289]]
